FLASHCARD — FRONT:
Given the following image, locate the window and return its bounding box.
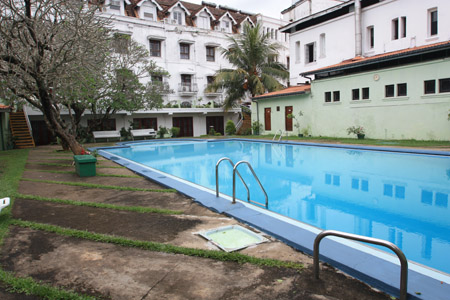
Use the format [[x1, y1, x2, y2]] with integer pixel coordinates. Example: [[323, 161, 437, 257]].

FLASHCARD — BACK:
[[401, 17, 406, 38], [392, 18, 399, 40], [362, 87, 370, 100], [367, 26, 374, 49], [222, 20, 230, 32], [151, 75, 162, 82], [197, 12, 209, 29], [320, 33, 326, 58], [324, 92, 331, 103], [173, 11, 183, 25], [180, 43, 190, 59], [333, 91, 340, 102], [110, 0, 120, 10], [149, 40, 161, 57], [112, 34, 130, 54], [439, 78, 450, 93], [429, 8, 438, 36], [206, 46, 215, 62], [397, 83, 407, 96], [207, 76, 215, 85], [295, 41, 301, 63], [275, 30, 278, 40], [352, 89, 360, 100], [424, 80, 436, 94], [143, 12, 154, 20], [385, 85, 395, 97], [133, 118, 157, 130], [88, 119, 116, 131], [305, 42, 315, 64], [181, 74, 192, 91]]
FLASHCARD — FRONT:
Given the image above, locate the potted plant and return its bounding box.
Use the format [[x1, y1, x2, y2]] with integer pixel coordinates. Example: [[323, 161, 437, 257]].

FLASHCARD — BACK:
[[347, 126, 366, 139], [287, 111, 304, 137]]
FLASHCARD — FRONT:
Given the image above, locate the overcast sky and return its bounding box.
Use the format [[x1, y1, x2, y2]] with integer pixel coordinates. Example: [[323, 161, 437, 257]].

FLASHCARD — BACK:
[[189, 0, 294, 19]]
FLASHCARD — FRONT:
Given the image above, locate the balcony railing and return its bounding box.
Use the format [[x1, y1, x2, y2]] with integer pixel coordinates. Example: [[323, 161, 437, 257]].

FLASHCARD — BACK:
[[150, 81, 171, 94], [178, 83, 198, 95], [203, 84, 223, 97]]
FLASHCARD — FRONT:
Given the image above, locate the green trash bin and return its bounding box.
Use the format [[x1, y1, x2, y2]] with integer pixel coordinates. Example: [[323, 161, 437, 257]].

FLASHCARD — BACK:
[[73, 155, 97, 177]]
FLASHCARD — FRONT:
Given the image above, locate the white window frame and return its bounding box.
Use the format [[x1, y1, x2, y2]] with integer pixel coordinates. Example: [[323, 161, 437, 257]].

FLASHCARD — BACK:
[[305, 42, 316, 64], [428, 8, 438, 37]]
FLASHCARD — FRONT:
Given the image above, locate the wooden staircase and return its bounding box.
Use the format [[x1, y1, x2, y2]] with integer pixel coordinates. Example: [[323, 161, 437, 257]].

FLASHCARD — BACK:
[[9, 111, 35, 149], [237, 112, 252, 135]]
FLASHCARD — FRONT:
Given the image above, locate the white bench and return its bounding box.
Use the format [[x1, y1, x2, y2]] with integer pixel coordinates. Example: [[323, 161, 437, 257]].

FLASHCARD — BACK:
[[131, 129, 157, 140], [92, 130, 121, 142], [0, 197, 10, 213]]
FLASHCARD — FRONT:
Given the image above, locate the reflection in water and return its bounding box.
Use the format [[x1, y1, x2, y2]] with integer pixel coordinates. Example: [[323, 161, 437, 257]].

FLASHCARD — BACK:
[[106, 141, 450, 274]]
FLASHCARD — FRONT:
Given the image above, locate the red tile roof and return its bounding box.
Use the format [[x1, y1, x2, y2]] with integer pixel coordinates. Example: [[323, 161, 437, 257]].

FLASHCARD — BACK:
[[302, 40, 450, 76], [253, 84, 311, 100]]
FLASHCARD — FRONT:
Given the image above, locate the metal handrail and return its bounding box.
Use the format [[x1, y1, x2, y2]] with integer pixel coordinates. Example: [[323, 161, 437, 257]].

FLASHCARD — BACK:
[[233, 160, 268, 208], [215, 157, 249, 201], [313, 230, 408, 300]]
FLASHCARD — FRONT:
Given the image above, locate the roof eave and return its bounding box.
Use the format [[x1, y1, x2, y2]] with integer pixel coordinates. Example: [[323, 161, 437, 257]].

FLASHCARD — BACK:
[[301, 43, 450, 77], [253, 90, 309, 101]]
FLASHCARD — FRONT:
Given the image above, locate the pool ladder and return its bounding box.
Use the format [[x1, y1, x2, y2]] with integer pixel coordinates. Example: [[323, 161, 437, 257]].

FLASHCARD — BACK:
[[314, 230, 408, 300], [215, 157, 268, 209], [273, 129, 287, 142]]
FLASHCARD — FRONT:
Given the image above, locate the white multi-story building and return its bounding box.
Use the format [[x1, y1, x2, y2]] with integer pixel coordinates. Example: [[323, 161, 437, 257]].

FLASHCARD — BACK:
[[281, 0, 450, 84], [27, 0, 289, 142], [251, 0, 450, 141]]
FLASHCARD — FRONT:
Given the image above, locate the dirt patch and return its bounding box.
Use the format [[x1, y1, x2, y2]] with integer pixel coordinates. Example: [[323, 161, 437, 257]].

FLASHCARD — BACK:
[[0, 227, 390, 300], [22, 170, 165, 190], [18, 180, 194, 211], [13, 198, 202, 243]]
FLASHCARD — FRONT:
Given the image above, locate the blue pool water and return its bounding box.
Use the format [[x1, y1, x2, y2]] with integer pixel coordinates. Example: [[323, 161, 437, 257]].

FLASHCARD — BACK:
[[104, 140, 450, 274]]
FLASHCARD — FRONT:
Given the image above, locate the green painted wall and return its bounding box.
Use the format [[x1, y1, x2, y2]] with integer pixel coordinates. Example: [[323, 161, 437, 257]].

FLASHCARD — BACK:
[[253, 58, 450, 141]]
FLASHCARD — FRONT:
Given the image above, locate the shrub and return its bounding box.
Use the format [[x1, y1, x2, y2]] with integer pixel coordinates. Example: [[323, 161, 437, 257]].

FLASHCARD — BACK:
[[208, 128, 216, 135], [225, 120, 236, 135], [215, 132, 222, 136], [241, 128, 252, 136], [157, 126, 168, 138], [170, 127, 180, 138], [252, 121, 262, 135]]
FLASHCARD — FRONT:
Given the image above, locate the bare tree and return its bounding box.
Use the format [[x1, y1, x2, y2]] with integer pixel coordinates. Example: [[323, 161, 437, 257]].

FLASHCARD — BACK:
[[0, 0, 169, 154]]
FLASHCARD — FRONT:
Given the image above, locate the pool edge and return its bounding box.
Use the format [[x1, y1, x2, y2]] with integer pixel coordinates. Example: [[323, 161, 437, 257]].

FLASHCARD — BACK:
[[91, 140, 450, 300]]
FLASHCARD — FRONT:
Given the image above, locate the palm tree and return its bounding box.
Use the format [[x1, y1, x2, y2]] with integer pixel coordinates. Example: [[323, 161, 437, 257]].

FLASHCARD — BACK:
[[208, 22, 289, 110]]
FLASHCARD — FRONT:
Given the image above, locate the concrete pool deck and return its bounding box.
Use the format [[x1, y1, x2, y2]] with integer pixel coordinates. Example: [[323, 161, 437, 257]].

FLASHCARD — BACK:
[[96, 138, 450, 300]]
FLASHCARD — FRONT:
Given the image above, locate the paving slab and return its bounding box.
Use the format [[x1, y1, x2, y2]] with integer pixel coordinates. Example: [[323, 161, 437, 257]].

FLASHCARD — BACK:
[[0, 227, 390, 300]]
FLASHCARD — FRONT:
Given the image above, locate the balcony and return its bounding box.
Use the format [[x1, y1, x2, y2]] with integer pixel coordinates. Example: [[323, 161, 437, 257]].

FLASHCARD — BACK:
[[178, 83, 198, 96], [203, 84, 223, 97], [150, 81, 171, 94]]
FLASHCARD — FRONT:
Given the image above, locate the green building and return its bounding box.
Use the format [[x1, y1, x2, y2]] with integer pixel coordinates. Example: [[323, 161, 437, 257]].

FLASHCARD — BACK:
[[252, 41, 450, 141]]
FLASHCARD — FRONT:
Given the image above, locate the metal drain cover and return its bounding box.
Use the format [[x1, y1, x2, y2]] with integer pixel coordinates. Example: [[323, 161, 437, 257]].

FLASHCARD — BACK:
[[198, 225, 268, 252]]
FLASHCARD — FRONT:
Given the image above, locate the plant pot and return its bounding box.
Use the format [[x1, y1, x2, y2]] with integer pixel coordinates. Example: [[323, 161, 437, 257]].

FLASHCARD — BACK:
[[357, 134, 365, 140]]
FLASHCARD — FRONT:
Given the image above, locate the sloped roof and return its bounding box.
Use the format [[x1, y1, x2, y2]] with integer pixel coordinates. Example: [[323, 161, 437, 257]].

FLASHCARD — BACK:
[[253, 84, 311, 100], [302, 40, 450, 76]]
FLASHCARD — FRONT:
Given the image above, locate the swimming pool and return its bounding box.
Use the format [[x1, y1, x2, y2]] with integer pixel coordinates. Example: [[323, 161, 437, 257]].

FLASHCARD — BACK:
[[102, 139, 450, 276]]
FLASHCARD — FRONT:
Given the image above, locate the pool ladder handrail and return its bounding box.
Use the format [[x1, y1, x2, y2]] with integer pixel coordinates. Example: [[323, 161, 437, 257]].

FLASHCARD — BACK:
[[314, 230, 408, 300], [216, 158, 250, 201], [272, 129, 285, 142], [233, 161, 268, 209]]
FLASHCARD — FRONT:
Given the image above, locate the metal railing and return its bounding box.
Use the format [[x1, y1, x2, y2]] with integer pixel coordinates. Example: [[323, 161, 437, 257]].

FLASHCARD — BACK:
[[215, 157, 249, 201], [233, 161, 268, 208], [178, 83, 198, 93], [272, 129, 284, 142], [313, 230, 408, 300]]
